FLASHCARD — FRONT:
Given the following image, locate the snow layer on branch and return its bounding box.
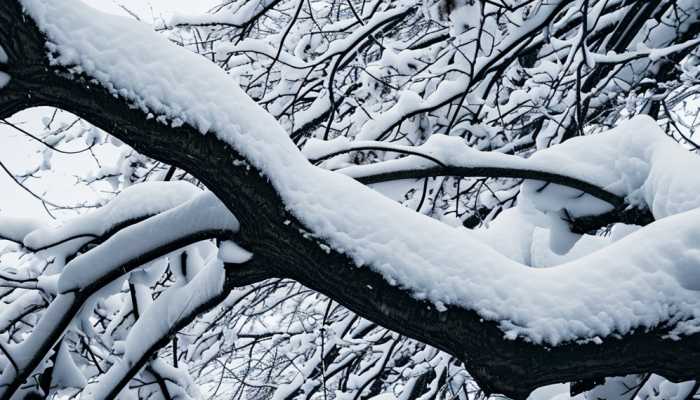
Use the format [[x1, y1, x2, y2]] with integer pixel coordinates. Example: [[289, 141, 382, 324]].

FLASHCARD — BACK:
[[333, 117, 700, 221], [52, 342, 87, 390], [0, 291, 45, 334], [1, 293, 75, 384], [0, 216, 47, 245], [168, 0, 278, 28], [21, 0, 700, 344], [473, 208, 609, 267], [523, 116, 700, 219], [58, 190, 237, 293], [216, 7, 409, 70], [328, 134, 535, 172], [639, 375, 699, 400], [23, 181, 200, 250], [85, 257, 225, 399], [219, 240, 253, 264], [355, 0, 565, 141]]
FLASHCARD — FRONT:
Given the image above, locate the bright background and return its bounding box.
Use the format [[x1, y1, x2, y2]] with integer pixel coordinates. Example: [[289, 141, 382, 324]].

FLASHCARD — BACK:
[[0, 0, 214, 219]]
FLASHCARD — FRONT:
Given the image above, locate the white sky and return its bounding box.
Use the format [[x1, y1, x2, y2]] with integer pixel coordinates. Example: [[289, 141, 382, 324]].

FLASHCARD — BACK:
[[85, 0, 215, 22], [0, 0, 214, 219]]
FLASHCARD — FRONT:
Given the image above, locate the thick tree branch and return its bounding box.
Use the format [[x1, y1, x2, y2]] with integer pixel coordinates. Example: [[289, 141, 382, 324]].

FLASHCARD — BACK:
[[0, 3, 698, 399]]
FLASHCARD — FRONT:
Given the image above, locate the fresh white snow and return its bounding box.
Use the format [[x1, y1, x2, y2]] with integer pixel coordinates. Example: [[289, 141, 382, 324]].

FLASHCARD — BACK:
[[215, 7, 409, 71], [0, 216, 47, 245], [58, 190, 237, 293], [167, 0, 278, 28], [0, 187, 238, 392], [18, 0, 700, 345], [23, 180, 200, 251], [85, 256, 226, 399]]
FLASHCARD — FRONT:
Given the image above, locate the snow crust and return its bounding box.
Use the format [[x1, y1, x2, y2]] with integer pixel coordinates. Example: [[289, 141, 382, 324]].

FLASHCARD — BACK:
[[20, 0, 700, 344]]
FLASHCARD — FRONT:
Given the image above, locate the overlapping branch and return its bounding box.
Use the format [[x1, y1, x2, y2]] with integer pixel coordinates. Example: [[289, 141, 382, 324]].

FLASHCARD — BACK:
[[0, 2, 698, 399]]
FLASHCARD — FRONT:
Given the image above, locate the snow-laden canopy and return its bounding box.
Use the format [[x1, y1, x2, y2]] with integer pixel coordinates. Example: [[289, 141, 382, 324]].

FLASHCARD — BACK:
[[16, 0, 700, 345], [0, 0, 699, 398]]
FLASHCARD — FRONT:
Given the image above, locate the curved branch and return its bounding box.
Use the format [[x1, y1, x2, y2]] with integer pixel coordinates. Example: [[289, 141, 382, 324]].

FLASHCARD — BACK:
[[346, 162, 656, 232], [347, 164, 624, 207], [313, 146, 447, 168], [91, 260, 272, 399], [0, 200, 241, 399], [0, 3, 697, 400]]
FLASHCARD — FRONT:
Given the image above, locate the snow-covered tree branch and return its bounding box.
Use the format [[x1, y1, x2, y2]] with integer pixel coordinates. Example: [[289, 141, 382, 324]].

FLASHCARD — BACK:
[[0, 0, 699, 399]]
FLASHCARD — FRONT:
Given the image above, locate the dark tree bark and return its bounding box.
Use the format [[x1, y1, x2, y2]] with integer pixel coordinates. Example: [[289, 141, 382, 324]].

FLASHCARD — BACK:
[[0, 2, 699, 399]]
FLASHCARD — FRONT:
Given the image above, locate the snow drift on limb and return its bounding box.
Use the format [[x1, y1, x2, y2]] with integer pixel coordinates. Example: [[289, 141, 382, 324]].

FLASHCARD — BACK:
[[18, 0, 700, 345]]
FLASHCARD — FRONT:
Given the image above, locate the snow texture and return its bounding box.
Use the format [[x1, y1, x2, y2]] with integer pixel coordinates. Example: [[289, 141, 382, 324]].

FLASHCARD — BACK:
[[527, 383, 580, 400], [20, 0, 700, 344], [355, 0, 565, 141], [473, 208, 609, 267], [218, 7, 409, 70], [168, 0, 278, 28], [51, 342, 87, 389], [0, 188, 237, 391], [639, 375, 698, 400], [58, 190, 237, 293], [0, 216, 47, 245], [522, 116, 700, 219], [219, 240, 253, 264], [23, 180, 200, 250]]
